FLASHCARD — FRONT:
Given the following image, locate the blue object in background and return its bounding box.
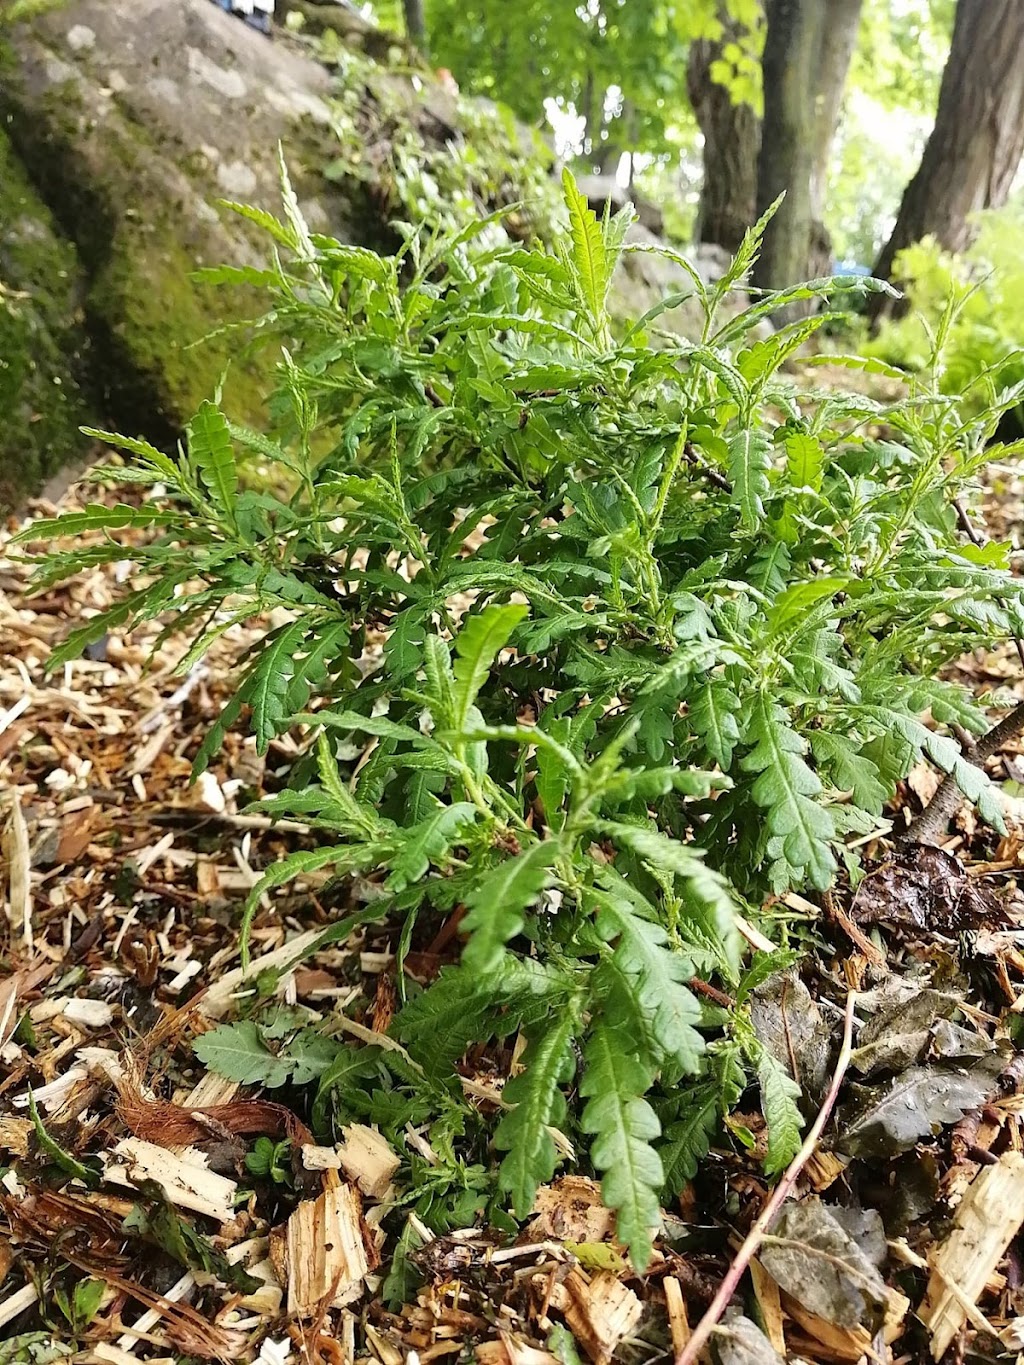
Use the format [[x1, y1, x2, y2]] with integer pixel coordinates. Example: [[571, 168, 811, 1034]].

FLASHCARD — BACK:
[[211, 0, 273, 35]]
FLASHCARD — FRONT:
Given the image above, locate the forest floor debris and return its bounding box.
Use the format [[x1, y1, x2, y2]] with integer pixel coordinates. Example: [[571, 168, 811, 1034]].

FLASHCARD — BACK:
[[4, 469, 1024, 1364]]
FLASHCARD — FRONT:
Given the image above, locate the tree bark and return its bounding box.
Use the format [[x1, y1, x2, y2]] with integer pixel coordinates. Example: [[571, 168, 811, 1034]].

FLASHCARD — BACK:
[[808, 0, 863, 273], [752, 0, 828, 304], [401, 0, 427, 49], [869, 0, 1024, 326], [687, 17, 761, 253]]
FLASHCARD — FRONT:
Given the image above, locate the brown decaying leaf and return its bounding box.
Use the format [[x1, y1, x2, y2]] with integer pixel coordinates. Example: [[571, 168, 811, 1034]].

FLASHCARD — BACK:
[[712, 1314, 784, 1365], [851, 844, 1005, 933], [838, 1047, 1008, 1158], [749, 970, 831, 1104], [759, 1199, 888, 1333], [116, 1076, 315, 1147]]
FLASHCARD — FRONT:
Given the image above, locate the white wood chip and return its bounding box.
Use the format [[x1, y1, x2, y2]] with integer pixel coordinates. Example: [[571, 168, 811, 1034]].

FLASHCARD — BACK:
[[285, 1184, 369, 1315], [920, 1148, 1024, 1358], [2, 793, 32, 947], [103, 1138, 238, 1222]]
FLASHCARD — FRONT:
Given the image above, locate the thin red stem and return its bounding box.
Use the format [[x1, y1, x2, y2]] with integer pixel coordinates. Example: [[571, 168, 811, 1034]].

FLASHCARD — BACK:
[[675, 992, 858, 1365]]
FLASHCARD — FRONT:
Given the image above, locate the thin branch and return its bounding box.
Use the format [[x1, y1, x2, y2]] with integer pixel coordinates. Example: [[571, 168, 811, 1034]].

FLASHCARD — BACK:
[[683, 441, 733, 494], [690, 976, 736, 1009], [675, 992, 858, 1365], [905, 698, 1024, 844]]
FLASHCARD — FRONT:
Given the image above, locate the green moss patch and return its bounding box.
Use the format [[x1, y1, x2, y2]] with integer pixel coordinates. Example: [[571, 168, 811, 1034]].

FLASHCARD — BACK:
[[0, 128, 92, 509]]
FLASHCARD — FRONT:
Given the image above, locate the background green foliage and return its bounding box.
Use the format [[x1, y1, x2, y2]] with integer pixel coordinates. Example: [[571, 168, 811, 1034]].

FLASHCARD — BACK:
[[868, 202, 1024, 426]]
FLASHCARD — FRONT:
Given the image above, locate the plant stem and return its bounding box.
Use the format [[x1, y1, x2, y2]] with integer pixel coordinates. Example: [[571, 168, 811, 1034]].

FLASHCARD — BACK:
[[675, 991, 858, 1365]]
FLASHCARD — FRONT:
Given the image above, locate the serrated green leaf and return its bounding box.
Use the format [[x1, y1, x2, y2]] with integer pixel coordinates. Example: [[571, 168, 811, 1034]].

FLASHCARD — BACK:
[[758, 1047, 804, 1176], [659, 1082, 722, 1197], [804, 352, 909, 380], [246, 618, 310, 754], [599, 824, 738, 963], [561, 168, 609, 334], [193, 1021, 293, 1087], [45, 578, 184, 672], [238, 843, 391, 968], [187, 401, 237, 517], [495, 1012, 577, 1215], [690, 348, 748, 410], [741, 698, 836, 890], [811, 734, 889, 813], [79, 427, 182, 484], [452, 604, 529, 730], [395, 965, 495, 1065], [315, 734, 385, 838], [784, 431, 825, 493], [423, 633, 457, 726], [728, 429, 773, 529], [461, 841, 559, 973], [878, 710, 1006, 832], [589, 881, 704, 1074], [192, 264, 282, 289], [13, 504, 178, 541], [690, 681, 742, 770], [386, 801, 477, 892], [767, 578, 848, 636], [581, 1024, 663, 1270], [308, 709, 436, 748], [219, 199, 296, 249]]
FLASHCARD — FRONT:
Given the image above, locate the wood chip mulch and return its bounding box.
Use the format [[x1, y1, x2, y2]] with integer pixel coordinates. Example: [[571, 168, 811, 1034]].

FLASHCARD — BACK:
[[5, 468, 1024, 1365]]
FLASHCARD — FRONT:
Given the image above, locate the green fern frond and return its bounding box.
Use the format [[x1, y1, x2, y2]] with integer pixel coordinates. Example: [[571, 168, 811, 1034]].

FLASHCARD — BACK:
[[187, 401, 238, 519], [581, 1024, 663, 1271], [561, 168, 610, 340], [461, 841, 559, 973], [495, 1013, 577, 1215], [741, 698, 837, 890]]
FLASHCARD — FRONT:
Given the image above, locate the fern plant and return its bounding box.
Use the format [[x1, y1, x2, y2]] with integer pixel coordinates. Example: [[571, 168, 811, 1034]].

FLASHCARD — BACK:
[[19, 168, 1024, 1266]]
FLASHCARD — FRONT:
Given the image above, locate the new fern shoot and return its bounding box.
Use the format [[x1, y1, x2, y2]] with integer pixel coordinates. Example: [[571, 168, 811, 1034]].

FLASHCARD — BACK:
[[19, 168, 1024, 1266]]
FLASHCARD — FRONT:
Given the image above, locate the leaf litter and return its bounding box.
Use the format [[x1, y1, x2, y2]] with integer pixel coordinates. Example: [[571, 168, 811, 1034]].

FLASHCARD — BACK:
[[4, 474, 1024, 1364]]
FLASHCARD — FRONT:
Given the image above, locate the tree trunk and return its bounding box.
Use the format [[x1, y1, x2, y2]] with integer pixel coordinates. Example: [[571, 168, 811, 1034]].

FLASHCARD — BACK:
[[687, 18, 761, 253], [752, 0, 827, 303], [808, 0, 863, 273], [401, 0, 426, 49], [869, 0, 1024, 326]]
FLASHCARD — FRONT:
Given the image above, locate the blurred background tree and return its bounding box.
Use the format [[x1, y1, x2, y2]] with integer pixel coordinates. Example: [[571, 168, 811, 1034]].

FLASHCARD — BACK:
[[367, 0, 1021, 302]]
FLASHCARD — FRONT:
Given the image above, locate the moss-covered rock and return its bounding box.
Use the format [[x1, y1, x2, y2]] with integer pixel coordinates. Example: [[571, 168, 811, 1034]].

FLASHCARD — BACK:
[[0, 0, 732, 511], [0, 0, 374, 506], [0, 127, 92, 508]]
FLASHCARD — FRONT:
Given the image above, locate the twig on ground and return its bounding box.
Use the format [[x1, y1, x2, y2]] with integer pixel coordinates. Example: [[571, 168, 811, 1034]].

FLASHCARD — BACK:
[[675, 991, 858, 1365], [905, 698, 1024, 845]]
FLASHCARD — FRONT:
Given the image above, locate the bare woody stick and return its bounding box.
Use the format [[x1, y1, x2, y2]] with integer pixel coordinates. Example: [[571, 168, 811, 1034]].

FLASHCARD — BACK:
[[906, 697, 1024, 845], [675, 992, 858, 1365]]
